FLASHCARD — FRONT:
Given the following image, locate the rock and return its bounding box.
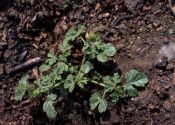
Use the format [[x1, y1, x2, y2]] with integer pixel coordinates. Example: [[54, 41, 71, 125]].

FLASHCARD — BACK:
[[166, 63, 175, 70], [125, 107, 135, 113], [155, 26, 163, 32], [143, 5, 152, 11], [157, 69, 164, 76], [124, 0, 144, 13], [164, 114, 170, 119], [147, 24, 153, 29], [168, 29, 174, 35], [155, 56, 168, 69], [163, 101, 171, 111], [157, 42, 175, 63], [92, 25, 106, 32], [102, 13, 110, 18], [0, 64, 4, 75], [87, 0, 95, 5], [152, 22, 160, 28], [95, 3, 101, 11]]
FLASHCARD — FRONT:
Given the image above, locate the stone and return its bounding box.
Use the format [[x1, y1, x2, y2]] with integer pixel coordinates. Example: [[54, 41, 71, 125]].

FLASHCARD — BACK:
[[166, 63, 175, 70], [0, 64, 4, 75], [152, 22, 160, 28], [124, 0, 144, 13], [125, 107, 135, 113], [163, 101, 171, 111], [87, 0, 95, 5]]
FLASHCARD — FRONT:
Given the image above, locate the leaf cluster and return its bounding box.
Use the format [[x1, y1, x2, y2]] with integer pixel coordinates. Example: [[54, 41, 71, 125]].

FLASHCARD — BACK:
[[15, 25, 148, 119]]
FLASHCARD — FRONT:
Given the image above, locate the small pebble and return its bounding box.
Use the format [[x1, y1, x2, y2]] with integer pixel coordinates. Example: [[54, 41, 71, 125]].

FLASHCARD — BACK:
[[0, 64, 4, 75], [156, 26, 163, 32], [163, 101, 171, 111], [125, 107, 135, 113], [164, 114, 170, 119], [87, 0, 95, 5], [166, 63, 175, 70], [95, 3, 101, 11], [152, 22, 160, 28], [102, 13, 110, 18], [168, 29, 174, 34]]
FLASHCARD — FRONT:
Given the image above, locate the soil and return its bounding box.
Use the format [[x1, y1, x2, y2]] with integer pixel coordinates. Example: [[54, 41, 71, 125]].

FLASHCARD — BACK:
[[1, 0, 175, 125]]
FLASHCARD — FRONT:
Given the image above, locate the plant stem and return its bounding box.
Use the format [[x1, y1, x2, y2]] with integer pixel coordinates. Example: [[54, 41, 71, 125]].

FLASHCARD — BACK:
[[80, 37, 86, 44], [102, 91, 106, 98], [90, 80, 105, 87]]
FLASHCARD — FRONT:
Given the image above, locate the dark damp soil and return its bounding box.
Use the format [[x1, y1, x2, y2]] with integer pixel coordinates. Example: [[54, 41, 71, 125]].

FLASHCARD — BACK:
[[1, 0, 175, 125]]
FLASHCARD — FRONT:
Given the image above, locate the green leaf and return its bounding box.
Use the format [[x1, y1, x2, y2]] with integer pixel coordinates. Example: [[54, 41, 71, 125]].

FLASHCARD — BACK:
[[59, 51, 71, 62], [15, 75, 29, 101], [81, 61, 93, 74], [103, 76, 113, 92], [46, 51, 57, 65], [89, 93, 107, 113], [103, 43, 116, 57], [70, 66, 78, 74], [60, 25, 85, 52], [97, 53, 107, 62], [36, 75, 54, 89], [43, 94, 57, 119], [113, 73, 120, 84], [64, 75, 75, 93], [65, 25, 85, 42], [77, 75, 88, 88], [123, 84, 138, 97], [125, 70, 148, 87], [110, 86, 124, 102], [98, 98, 107, 113], [124, 69, 148, 97], [39, 64, 50, 72], [56, 62, 68, 74], [103, 73, 120, 92]]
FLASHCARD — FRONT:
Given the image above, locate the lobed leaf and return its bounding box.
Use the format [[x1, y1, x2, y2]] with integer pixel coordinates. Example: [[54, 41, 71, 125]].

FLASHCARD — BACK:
[[89, 93, 107, 113], [64, 75, 75, 93], [81, 61, 93, 74], [97, 53, 107, 62], [124, 70, 148, 97], [60, 25, 85, 52], [43, 94, 57, 119], [39, 64, 50, 72], [15, 75, 29, 101], [46, 51, 58, 65], [103, 73, 120, 92], [103, 43, 116, 57]]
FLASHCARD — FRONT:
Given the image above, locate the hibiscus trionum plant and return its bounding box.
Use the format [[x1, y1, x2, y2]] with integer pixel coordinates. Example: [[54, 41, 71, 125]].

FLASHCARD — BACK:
[[15, 25, 148, 119]]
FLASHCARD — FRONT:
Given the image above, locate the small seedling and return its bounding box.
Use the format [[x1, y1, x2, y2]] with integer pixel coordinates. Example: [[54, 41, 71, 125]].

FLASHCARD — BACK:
[[15, 25, 148, 119]]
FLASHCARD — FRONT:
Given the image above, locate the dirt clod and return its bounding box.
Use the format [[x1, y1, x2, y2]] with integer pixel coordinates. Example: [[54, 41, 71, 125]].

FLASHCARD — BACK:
[[0, 64, 4, 75]]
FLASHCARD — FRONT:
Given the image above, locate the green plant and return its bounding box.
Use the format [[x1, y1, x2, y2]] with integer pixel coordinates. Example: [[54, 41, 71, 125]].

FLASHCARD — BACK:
[[15, 25, 148, 119], [63, 0, 70, 9]]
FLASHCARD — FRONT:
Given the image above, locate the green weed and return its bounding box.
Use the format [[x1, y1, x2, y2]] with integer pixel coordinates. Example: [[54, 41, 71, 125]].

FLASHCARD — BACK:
[[15, 25, 148, 119]]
